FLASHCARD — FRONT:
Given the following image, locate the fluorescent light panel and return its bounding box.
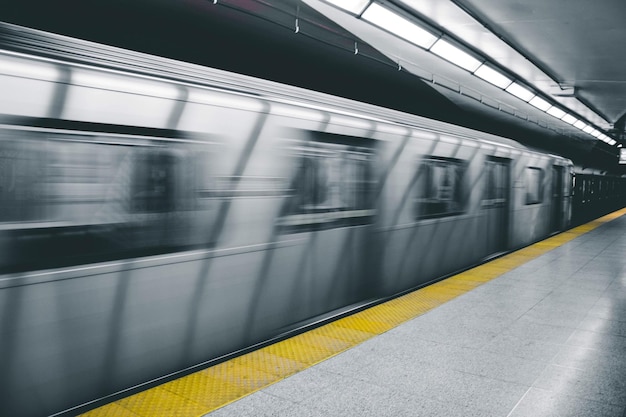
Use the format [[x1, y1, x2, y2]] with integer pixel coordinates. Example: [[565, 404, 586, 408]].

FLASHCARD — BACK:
[[573, 120, 587, 130], [529, 96, 551, 111], [561, 114, 577, 125], [362, 3, 438, 49], [546, 106, 566, 119], [325, 0, 370, 15], [505, 82, 535, 102], [473, 64, 512, 89], [357, 1, 607, 134], [590, 130, 602, 138], [429, 39, 482, 72], [583, 125, 594, 134]]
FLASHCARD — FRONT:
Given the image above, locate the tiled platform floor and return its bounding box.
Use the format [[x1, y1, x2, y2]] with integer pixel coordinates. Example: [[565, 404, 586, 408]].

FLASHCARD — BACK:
[[206, 216, 626, 417]]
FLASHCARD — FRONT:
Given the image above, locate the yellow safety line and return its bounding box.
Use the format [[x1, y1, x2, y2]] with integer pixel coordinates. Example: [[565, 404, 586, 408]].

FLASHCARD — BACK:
[[81, 208, 626, 417]]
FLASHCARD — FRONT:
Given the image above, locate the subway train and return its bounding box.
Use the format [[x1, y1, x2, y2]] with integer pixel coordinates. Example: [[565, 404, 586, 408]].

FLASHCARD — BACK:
[[0, 23, 625, 417], [571, 171, 626, 224]]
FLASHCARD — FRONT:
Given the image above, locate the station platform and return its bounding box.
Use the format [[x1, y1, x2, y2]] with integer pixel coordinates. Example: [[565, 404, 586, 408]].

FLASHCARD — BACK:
[[83, 209, 626, 417]]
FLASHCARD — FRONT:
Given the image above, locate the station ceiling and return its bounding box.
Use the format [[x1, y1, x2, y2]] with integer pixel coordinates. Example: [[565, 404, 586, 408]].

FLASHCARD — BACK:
[[2, 0, 626, 172]]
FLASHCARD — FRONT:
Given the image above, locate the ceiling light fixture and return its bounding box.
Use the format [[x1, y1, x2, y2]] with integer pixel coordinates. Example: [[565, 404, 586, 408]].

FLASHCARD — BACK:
[[361, 3, 438, 49], [561, 114, 578, 125], [546, 106, 566, 119], [573, 120, 587, 130], [429, 39, 482, 72], [325, 0, 370, 15], [473, 64, 512, 89], [504, 82, 535, 102], [528, 96, 551, 112], [338, 1, 615, 145]]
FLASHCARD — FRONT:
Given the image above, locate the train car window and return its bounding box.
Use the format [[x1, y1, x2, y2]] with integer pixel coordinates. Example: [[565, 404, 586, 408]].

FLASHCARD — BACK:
[[279, 132, 375, 232], [132, 149, 176, 213], [0, 138, 45, 223], [525, 167, 543, 205], [482, 157, 508, 206], [0, 126, 218, 274], [415, 156, 466, 219]]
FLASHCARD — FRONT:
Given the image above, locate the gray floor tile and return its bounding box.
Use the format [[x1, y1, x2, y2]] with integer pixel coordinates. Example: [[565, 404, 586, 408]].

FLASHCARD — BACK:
[[263, 367, 354, 404], [570, 272, 616, 283], [501, 316, 576, 344], [556, 283, 611, 297], [576, 268, 620, 279], [372, 336, 548, 385], [456, 298, 538, 319], [530, 297, 594, 314], [269, 404, 328, 417], [295, 376, 417, 417], [565, 329, 626, 354], [204, 391, 295, 417], [425, 345, 548, 385], [276, 389, 500, 417], [540, 292, 601, 308], [470, 281, 553, 300], [577, 315, 626, 337], [352, 357, 529, 415], [599, 291, 626, 302], [604, 282, 626, 296], [533, 364, 626, 407], [593, 296, 626, 309], [482, 333, 563, 362], [390, 318, 499, 348], [523, 305, 588, 328], [586, 302, 626, 322], [508, 387, 625, 417], [551, 344, 626, 375]]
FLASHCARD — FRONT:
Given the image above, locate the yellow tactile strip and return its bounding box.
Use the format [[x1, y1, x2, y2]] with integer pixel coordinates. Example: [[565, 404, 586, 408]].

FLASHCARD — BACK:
[[81, 208, 626, 417]]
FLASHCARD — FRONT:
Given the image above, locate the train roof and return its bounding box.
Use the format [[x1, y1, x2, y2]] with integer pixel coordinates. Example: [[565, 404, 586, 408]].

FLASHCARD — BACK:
[[0, 22, 572, 163]]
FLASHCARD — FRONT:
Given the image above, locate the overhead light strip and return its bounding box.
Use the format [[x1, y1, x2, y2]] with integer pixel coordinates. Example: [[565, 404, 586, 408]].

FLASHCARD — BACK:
[[561, 114, 578, 125], [546, 106, 566, 119], [529, 96, 552, 111], [324, 0, 370, 15], [429, 38, 482, 72], [361, 3, 438, 49], [323, 0, 618, 146], [473, 64, 512, 89], [505, 82, 535, 102]]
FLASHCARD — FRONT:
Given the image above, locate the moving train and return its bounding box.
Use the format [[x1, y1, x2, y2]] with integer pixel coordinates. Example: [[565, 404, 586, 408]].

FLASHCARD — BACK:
[[0, 23, 624, 417]]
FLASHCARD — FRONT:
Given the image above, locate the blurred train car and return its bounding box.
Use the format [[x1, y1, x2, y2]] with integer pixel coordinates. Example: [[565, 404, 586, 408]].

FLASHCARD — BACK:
[[0, 23, 591, 417], [571, 170, 626, 225]]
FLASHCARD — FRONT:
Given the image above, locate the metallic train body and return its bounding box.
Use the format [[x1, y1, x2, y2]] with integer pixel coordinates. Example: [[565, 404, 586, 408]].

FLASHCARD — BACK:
[[0, 24, 579, 416]]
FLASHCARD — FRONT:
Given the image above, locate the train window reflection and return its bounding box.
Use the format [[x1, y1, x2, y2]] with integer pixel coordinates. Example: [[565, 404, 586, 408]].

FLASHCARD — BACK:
[[483, 157, 509, 207], [279, 132, 375, 232], [525, 167, 543, 204], [0, 138, 44, 223], [132, 150, 176, 213], [0, 128, 214, 274], [415, 157, 466, 219]]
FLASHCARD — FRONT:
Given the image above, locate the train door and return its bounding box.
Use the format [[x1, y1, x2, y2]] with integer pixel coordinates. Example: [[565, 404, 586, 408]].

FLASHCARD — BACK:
[[483, 157, 510, 256], [277, 132, 377, 315], [551, 165, 564, 232]]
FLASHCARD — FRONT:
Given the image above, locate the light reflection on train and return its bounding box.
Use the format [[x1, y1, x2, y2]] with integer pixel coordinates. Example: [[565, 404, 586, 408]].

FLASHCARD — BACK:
[[1, 22, 626, 417]]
